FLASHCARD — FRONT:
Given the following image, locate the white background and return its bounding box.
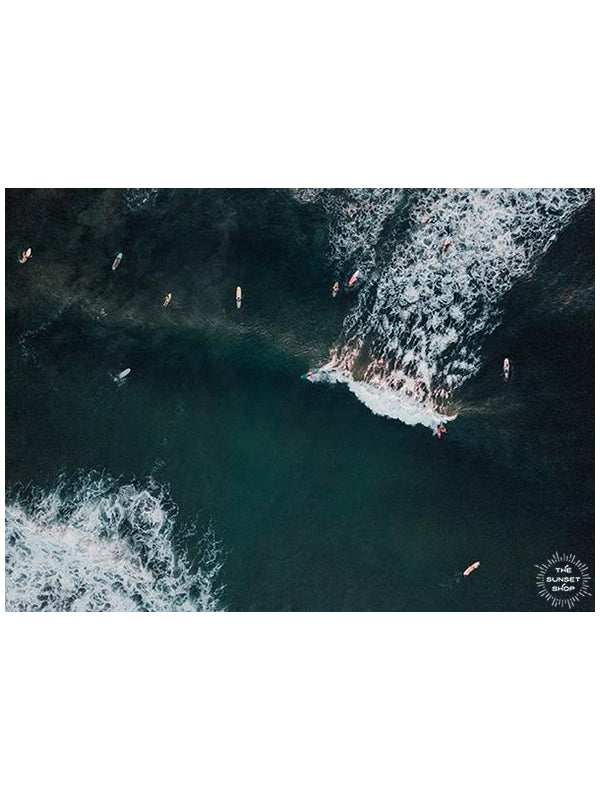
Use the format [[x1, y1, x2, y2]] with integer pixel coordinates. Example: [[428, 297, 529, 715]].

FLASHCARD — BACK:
[[2, 1, 597, 799]]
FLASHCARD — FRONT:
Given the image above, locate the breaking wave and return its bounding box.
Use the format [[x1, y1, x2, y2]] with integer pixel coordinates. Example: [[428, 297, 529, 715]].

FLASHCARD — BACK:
[[294, 188, 592, 427], [5, 473, 225, 612]]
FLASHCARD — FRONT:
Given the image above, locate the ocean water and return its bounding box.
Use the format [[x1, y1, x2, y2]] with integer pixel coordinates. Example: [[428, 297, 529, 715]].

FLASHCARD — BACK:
[[4, 188, 595, 611]]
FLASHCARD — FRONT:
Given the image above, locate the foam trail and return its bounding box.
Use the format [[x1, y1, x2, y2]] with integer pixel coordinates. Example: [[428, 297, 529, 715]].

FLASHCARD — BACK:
[[295, 188, 592, 428], [5, 473, 225, 612]]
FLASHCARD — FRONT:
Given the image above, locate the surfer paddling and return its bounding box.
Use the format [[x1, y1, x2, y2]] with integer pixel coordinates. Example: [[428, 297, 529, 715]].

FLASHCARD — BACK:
[[463, 561, 481, 577], [347, 270, 360, 288], [18, 247, 32, 264], [332, 281, 340, 298], [503, 358, 510, 380], [163, 293, 172, 308]]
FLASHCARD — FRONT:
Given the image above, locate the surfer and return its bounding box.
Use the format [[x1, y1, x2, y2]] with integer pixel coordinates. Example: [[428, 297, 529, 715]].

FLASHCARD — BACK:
[[111, 252, 123, 271], [236, 286, 242, 308], [163, 293, 172, 308], [114, 368, 131, 383], [503, 358, 510, 380], [347, 270, 360, 287], [18, 247, 32, 264], [332, 281, 340, 298], [436, 424, 447, 440], [441, 239, 452, 254], [463, 561, 481, 577]]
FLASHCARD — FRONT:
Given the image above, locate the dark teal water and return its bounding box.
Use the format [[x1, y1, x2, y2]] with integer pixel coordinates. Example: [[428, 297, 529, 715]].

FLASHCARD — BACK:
[[4, 189, 594, 611]]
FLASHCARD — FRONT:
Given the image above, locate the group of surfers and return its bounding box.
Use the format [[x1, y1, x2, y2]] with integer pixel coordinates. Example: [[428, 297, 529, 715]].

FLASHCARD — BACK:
[[20, 247, 174, 309]]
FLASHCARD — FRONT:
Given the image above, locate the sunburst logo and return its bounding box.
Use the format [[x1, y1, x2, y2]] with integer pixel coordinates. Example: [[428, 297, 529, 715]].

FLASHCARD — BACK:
[[535, 552, 592, 609]]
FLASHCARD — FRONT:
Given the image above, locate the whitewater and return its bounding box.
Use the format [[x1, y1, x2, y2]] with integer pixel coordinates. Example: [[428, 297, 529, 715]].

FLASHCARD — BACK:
[[5, 473, 224, 612], [293, 188, 592, 428]]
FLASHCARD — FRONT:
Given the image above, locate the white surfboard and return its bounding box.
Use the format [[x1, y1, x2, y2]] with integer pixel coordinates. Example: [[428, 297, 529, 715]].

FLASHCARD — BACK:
[[236, 286, 242, 309]]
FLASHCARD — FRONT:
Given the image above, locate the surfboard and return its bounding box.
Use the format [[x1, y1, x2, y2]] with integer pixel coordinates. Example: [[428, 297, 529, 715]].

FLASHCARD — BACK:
[[112, 252, 123, 271], [236, 286, 242, 309], [332, 281, 340, 298], [117, 368, 131, 380], [18, 247, 32, 264], [503, 358, 510, 380], [347, 270, 360, 287]]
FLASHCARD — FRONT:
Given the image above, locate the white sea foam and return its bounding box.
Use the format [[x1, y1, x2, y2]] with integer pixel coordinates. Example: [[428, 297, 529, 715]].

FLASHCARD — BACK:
[[5, 474, 224, 612], [124, 188, 159, 212], [295, 188, 592, 427], [291, 188, 404, 278]]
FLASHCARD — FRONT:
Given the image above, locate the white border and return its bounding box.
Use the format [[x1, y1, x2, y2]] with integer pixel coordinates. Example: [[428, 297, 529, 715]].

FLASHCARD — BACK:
[[3, 1, 598, 188]]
